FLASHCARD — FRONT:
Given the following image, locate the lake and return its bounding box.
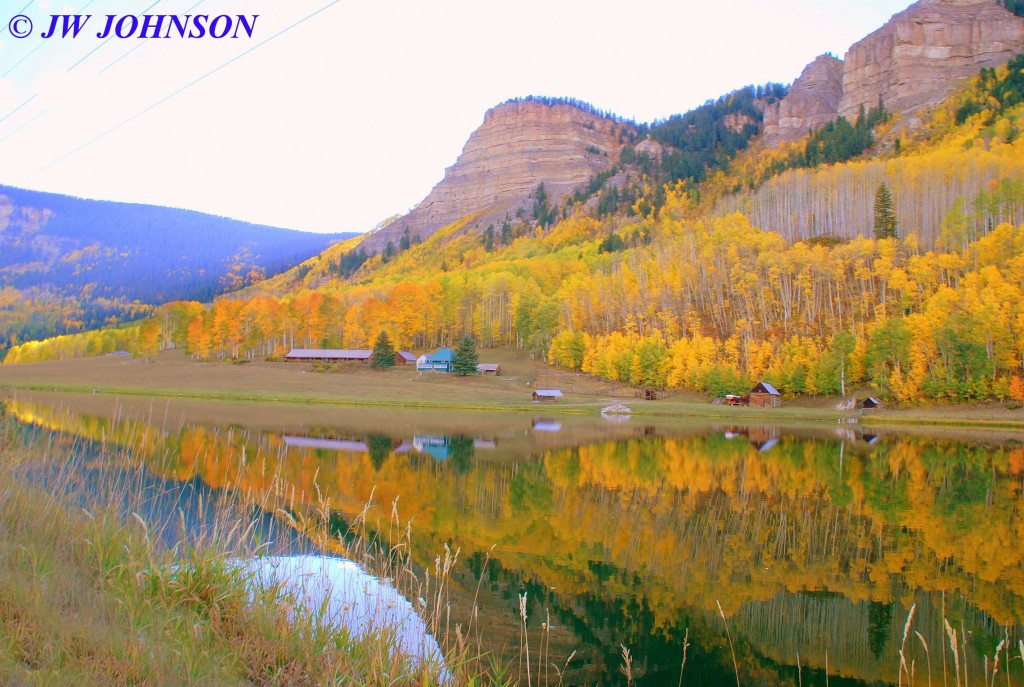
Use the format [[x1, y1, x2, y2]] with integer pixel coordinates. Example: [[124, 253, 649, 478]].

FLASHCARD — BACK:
[[3, 390, 1022, 686]]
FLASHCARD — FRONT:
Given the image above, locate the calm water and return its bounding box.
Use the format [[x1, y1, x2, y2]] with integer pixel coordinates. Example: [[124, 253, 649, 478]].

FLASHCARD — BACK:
[[3, 391, 1023, 686]]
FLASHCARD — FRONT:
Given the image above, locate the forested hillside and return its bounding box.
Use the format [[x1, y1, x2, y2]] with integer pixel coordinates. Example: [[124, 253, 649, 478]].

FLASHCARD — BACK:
[[8, 60, 1024, 405], [0, 186, 349, 353]]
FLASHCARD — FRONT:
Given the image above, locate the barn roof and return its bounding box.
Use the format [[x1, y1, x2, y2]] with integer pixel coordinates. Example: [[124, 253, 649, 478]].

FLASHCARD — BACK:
[[425, 347, 453, 362], [398, 351, 417, 362], [751, 381, 781, 396], [285, 349, 373, 360], [534, 389, 563, 397]]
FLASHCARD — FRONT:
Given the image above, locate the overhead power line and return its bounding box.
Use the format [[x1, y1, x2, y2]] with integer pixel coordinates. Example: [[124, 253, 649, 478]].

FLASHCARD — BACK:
[[22, 0, 343, 181]]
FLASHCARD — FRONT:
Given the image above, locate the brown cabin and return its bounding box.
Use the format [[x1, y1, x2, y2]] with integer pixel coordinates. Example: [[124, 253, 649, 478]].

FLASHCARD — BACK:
[[533, 389, 563, 402], [643, 388, 658, 401], [396, 351, 417, 366], [748, 382, 782, 408], [863, 397, 882, 409], [477, 363, 501, 376]]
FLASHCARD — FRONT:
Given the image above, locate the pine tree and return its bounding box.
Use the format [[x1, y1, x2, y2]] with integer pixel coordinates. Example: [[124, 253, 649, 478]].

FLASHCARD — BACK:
[[451, 336, 479, 376], [873, 183, 898, 239], [371, 331, 396, 369]]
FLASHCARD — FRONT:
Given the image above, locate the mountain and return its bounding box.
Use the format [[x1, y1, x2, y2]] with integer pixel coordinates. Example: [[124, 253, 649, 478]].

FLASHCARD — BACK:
[[11, 1, 1024, 407], [764, 0, 1024, 143], [0, 185, 351, 349], [359, 97, 636, 254]]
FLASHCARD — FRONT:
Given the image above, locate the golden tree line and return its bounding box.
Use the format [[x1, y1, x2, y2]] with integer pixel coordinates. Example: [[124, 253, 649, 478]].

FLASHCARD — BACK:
[[6, 185, 1024, 402]]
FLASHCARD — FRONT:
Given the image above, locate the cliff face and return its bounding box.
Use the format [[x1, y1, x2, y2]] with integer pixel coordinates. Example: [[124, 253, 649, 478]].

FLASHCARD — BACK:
[[839, 0, 1024, 120], [763, 55, 845, 147], [766, 0, 1024, 143], [361, 100, 630, 253]]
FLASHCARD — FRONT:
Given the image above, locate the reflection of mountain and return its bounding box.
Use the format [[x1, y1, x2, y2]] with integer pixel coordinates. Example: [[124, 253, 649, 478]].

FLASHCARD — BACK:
[[6, 396, 1024, 686]]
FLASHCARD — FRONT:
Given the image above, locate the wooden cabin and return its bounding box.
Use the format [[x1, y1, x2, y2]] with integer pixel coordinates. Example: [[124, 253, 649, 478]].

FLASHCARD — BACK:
[[748, 382, 782, 408], [477, 363, 501, 376], [396, 351, 417, 366], [532, 389, 563, 402], [863, 397, 882, 409], [285, 349, 373, 363]]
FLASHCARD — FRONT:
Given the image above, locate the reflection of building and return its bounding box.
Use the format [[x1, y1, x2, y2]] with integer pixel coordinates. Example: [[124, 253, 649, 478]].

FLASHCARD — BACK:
[[532, 418, 562, 432], [721, 426, 780, 452], [413, 435, 449, 460], [283, 436, 369, 452]]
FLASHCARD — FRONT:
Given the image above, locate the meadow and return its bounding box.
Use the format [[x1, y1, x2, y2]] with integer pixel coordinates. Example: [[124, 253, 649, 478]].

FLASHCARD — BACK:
[[2, 349, 1024, 430]]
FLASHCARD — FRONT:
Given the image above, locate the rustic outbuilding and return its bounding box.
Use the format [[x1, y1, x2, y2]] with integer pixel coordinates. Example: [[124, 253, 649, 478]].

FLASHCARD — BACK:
[[748, 382, 782, 408], [863, 397, 883, 409], [477, 363, 501, 376], [285, 349, 373, 363], [396, 351, 417, 366], [532, 389, 563, 402], [417, 347, 453, 373]]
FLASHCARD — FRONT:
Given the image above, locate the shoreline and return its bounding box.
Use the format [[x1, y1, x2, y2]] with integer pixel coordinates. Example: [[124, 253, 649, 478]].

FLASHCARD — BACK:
[[1, 349, 1023, 432]]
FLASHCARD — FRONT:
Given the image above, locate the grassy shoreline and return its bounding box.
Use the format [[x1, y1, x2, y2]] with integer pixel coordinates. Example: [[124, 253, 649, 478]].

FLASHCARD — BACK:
[[1, 348, 1023, 430]]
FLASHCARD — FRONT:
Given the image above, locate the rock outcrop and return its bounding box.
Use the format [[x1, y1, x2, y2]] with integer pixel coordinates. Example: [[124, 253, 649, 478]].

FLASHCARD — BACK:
[[839, 0, 1024, 120], [360, 99, 630, 253], [763, 54, 845, 147], [765, 0, 1024, 144]]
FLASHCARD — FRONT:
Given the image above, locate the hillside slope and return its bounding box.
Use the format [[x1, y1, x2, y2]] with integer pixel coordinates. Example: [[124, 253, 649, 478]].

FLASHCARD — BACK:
[[0, 185, 350, 350]]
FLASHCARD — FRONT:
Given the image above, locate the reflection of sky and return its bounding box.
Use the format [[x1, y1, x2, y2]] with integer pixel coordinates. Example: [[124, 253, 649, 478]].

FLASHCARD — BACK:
[[247, 555, 449, 680]]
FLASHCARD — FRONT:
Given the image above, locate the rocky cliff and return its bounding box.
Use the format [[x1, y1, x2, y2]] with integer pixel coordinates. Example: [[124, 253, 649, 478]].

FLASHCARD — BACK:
[[359, 99, 630, 253], [763, 55, 845, 147], [839, 0, 1024, 121], [766, 0, 1024, 143]]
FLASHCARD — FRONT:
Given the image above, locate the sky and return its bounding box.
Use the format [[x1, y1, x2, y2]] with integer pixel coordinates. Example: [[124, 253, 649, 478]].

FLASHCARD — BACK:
[[0, 0, 914, 234]]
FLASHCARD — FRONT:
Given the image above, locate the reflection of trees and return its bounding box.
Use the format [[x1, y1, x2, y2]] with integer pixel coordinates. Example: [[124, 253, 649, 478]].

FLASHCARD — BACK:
[[447, 435, 474, 474], [7, 398, 1024, 684], [367, 434, 391, 471]]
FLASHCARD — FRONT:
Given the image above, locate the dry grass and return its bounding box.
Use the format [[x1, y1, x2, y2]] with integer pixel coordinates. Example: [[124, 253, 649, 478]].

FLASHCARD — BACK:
[[0, 415, 485, 686], [4, 349, 1024, 430]]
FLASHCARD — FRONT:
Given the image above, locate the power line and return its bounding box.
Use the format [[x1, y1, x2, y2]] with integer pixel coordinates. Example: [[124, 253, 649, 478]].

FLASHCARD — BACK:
[[0, 108, 48, 145], [67, 0, 165, 72], [0, 95, 36, 127], [98, 0, 206, 76], [23, 0, 343, 181]]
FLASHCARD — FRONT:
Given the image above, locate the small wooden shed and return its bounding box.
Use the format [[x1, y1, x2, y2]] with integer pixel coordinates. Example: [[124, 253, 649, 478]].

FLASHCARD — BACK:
[[863, 397, 883, 409], [396, 351, 417, 366], [477, 363, 501, 376], [533, 389, 563, 402], [748, 382, 782, 408]]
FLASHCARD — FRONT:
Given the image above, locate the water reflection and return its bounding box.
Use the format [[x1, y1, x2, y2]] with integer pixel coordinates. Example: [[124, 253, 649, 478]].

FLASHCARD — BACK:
[[4, 392, 1023, 686], [247, 555, 447, 676]]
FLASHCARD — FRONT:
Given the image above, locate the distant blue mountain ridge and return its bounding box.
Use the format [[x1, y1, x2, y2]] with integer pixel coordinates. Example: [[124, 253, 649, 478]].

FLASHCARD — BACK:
[[0, 184, 353, 349]]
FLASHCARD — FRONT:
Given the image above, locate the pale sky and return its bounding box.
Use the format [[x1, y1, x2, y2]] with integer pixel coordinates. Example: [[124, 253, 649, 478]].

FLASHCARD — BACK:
[[0, 0, 913, 234]]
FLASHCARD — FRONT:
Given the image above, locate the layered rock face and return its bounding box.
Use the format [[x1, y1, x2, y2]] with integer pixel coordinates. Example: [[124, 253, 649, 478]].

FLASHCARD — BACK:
[[360, 100, 629, 253], [766, 0, 1024, 144], [839, 0, 1024, 120], [763, 55, 845, 147]]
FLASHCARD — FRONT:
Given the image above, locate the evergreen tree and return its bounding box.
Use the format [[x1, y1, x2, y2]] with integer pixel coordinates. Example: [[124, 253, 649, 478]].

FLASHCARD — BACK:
[[451, 336, 479, 376], [371, 330, 396, 369], [873, 183, 898, 239]]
